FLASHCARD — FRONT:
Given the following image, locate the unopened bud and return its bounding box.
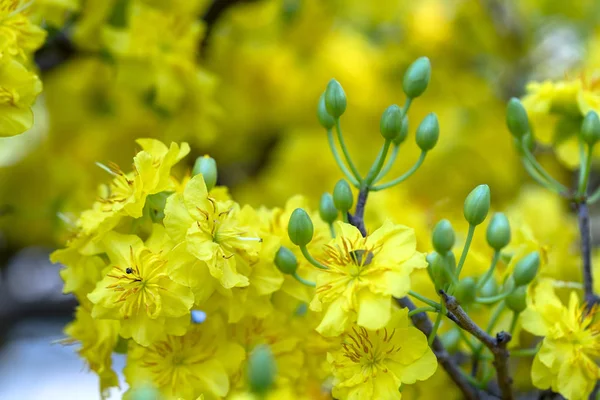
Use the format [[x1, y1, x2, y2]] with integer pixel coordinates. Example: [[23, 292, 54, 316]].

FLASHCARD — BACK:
[[403, 56, 431, 98], [192, 155, 217, 191], [512, 251, 540, 286], [415, 113, 439, 152], [319, 192, 338, 223], [432, 219, 455, 254], [428, 252, 451, 291], [274, 246, 298, 275], [324, 79, 346, 118], [333, 179, 353, 212], [506, 98, 530, 138], [288, 208, 314, 246], [480, 277, 498, 298], [506, 286, 527, 313], [455, 277, 477, 305], [393, 115, 409, 145], [380, 104, 404, 140], [581, 111, 600, 146], [317, 93, 335, 129], [248, 345, 277, 395], [463, 184, 490, 226], [486, 213, 511, 250]]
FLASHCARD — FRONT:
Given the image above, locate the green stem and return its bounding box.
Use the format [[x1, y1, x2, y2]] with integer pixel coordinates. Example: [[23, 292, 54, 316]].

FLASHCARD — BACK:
[[511, 346, 540, 357], [522, 145, 569, 194], [408, 306, 437, 317], [429, 302, 445, 345], [486, 301, 506, 333], [476, 251, 501, 291], [455, 224, 475, 278], [457, 328, 479, 353], [364, 140, 392, 187], [402, 97, 413, 115], [300, 246, 328, 270], [375, 144, 399, 182], [293, 272, 316, 287], [509, 311, 520, 334], [335, 119, 362, 182], [522, 157, 565, 195], [408, 290, 442, 309], [328, 223, 335, 238], [371, 151, 427, 191], [579, 144, 594, 197], [327, 128, 360, 187], [588, 186, 600, 204], [475, 291, 511, 304]]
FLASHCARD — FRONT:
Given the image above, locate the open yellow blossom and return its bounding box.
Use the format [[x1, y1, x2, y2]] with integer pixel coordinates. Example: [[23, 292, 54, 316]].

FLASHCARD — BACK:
[[164, 174, 261, 289], [310, 220, 426, 337], [87, 229, 194, 346], [521, 280, 600, 400], [0, 56, 42, 136], [124, 315, 244, 400], [63, 303, 121, 399], [0, 0, 47, 60], [328, 308, 437, 399]]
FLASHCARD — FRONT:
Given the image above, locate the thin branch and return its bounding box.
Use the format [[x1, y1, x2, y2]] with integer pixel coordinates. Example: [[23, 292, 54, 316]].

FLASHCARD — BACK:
[[576, 202, 600, 309], [348, 187, 369, 236], [441, 291, 514, 400]]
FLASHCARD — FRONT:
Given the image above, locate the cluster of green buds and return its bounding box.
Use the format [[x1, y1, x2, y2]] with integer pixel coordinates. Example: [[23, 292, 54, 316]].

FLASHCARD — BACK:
[[426, 184, 541, 341], [506, 98, 600, 202], [317, 57, 438, 194]]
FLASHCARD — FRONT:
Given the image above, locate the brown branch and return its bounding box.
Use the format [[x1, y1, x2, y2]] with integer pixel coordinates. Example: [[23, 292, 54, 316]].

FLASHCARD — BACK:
[[348, 187, 368, 236], [395, 297, 498, 400], [441, 291, 514, 400], [576, 202, 600, 309]]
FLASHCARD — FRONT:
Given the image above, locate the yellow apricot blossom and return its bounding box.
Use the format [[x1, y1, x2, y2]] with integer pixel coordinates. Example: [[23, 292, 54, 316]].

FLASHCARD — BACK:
[[328, 308, 437, 399], [521, 280, 600, 400], [87, 228, 194, 346], [310, 220, 426, 337], [0, 0, 47, 60]]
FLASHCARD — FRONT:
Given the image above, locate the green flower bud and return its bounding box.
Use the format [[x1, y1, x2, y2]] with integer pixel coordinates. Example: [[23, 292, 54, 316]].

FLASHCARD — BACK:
[[506, 286, 527, 313], [506, 98, 530, 138], [486, 213, 511, 250], [274, 246, 298, 275], [432, 219, 455, 254], [480, 277, 498, 298], [248, 345, 277, 395], [333, 179, 353, 212], [324, 79, 346, 118], [428, 252, 451, 291], [503, 275, 516, 294], [393, 115, 409, 145], [440, 329, 460, 352], [317, 93, 335, 129], [192, 155, 217, 191], [455, 277, 477, 305], [513, 251, 540, 286], [319, 192, 338, 223], [463, 184, 490, 226], [288, 208, 314, 246], [514, 132, 536, 155], [415, 113, 439, 151], [380, 104, 404, 140], [581, 111, 600, 146], [403, 56, 431, 98]]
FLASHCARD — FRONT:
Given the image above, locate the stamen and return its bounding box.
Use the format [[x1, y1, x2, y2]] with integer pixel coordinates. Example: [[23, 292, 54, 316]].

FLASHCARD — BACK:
[[95, 162, 119, 177]]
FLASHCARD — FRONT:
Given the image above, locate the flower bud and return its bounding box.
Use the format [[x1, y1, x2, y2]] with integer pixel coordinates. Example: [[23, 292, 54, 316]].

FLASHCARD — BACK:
[[288, 208, 314, 246], [192, 155, 217, 191], [440, 329, 460, 352], [455, 277, 477, 305], [319, 192, 338, 223], [486, 213, 511, 250], [505, 286, 527, 313], [463, 184, 490, 226], [393, 115, 409, 145], [512, 251, 540, 286], [274, 246, 298, 275], [428, 252, 451, 291], [248, 345, 277, 395], [403, 56, 431, 98], [581, 111, 600, 146], [333, 179, 353, 212], [317, 93, 335, 129], [480, 277, 498, 298], [415, 113, 439, 151], [324, 79, 346, 118], [506, 98, 530, 138], [432, 219, 455, 254], [380, 104, 404, 140]]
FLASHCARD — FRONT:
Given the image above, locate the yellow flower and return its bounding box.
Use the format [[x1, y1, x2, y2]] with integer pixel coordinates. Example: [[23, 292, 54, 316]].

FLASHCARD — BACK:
[[63, 303, 121, 399], [0, 0, 47, 60], [87, 228, 194, 346], [521, 280, 600, 400], [328, 308, 437, 399], [77, 139, 189, 239], [164, 174, 261, 289], [310, 220, 426, 337], [124, 314, 244, 400], [0, 56, 42, 136]]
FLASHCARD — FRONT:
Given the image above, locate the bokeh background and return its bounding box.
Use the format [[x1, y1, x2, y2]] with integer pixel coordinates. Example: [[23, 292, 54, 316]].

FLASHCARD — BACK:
[[1, 0, 599, 398]]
